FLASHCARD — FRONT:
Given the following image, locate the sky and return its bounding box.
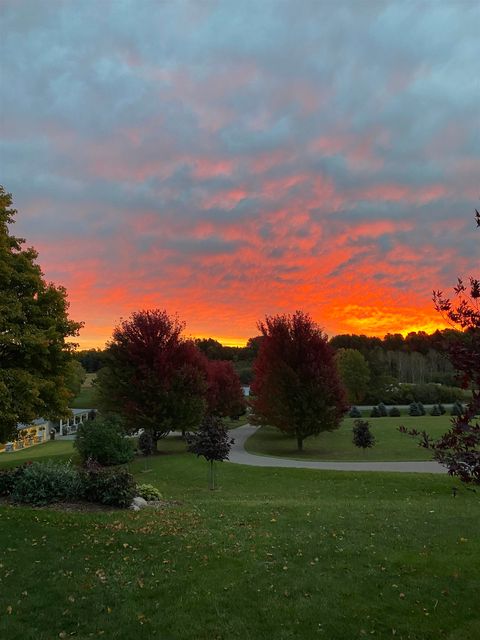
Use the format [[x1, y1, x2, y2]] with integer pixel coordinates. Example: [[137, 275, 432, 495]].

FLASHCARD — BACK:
[[1, 0, 479, 349]]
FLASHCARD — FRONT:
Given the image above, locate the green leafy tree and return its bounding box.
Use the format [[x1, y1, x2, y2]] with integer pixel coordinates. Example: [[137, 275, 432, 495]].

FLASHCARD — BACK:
[[251, 311, 348, 451], [0, 186, 83, 442], [335, 348, 371, 404], [65, 360, 87, 398]]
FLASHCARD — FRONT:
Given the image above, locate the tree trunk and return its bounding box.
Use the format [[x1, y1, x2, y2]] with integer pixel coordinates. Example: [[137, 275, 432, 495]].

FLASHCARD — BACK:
[[297, 436, 303, 451], [209, 460, 216, 490]]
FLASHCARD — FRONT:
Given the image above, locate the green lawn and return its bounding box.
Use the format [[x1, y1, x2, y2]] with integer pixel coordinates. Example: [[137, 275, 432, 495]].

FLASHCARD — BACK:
[[0, 440, 78, 468], [1, 440, 479, 639], [70, 386, 96, 409], [245, 416, 454, 462]]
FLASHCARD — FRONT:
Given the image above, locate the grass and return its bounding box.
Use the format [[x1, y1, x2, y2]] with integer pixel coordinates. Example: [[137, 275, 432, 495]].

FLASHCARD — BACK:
[[222, 414, 250, 429], [1, 439, 480, 639], [83, 373, 97, 387], [0, 440, 78, 468], [245, 415, 455, 462], [70, 386, 96, 409]]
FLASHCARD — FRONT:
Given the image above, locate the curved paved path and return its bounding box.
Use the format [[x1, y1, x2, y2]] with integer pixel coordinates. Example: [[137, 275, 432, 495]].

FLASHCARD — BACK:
[[227, 425, 446, 474]]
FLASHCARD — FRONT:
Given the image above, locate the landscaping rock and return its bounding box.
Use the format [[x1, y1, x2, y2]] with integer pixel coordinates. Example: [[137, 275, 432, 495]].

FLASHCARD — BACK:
[[130, 496, 148, 510]]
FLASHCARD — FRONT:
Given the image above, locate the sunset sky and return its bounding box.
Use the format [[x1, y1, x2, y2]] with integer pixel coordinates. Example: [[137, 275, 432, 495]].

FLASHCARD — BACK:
[[1, 0, 479, 348]]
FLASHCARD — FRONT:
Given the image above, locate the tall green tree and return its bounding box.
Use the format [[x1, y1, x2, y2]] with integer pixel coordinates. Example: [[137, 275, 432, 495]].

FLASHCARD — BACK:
[[335, 348, 371, 404], [251, 311, 348, 451], [0, 186, 83, 442]]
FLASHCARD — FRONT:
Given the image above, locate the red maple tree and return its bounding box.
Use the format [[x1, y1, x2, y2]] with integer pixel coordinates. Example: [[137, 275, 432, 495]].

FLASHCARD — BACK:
[[400, 209, 480, 484], [251, 311, 348, 451], [206, 360, 246, 418], [96, 309, 207, 444]]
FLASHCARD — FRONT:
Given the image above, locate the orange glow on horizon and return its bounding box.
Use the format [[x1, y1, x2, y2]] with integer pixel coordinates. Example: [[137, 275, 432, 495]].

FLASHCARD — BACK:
[[71, 311, 451, 352]]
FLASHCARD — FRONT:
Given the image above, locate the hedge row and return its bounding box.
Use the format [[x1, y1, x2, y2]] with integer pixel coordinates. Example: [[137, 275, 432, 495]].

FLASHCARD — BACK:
[[0, 461, 136, 508]]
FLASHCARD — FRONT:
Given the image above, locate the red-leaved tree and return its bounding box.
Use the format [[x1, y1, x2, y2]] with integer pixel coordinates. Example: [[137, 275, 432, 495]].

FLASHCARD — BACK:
[[206, 360, 246, 419], [251, 311, 348, 451], [96, 309, 207, 445], [400, 209, 479, 484]]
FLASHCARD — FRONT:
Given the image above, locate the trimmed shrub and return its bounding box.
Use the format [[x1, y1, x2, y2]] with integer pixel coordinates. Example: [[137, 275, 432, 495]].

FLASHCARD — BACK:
[[370, 406, 381, 418], [349, 406, 362, 418], [430, 404, 441, 416], [417, 402, 426, 416], [439, 403, 446, 415], [409, 402, 421, 416], [74, 416, 134, 466], [11, 461, 83, 506], [82, 467, 136, 508], [451, 401, 464, 416], [136, 483, 162, 501], [377, 402, 388, 417], [388, 406, 401, 417]]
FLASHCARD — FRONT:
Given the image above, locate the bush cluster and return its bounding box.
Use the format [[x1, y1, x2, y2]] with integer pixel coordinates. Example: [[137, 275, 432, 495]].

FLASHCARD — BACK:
[[408, 402, 426, 416], [365, 383, 464, 406], [1, 461, 136, 508], [11, 460, 82, 506], [349, 406, 362, 418], [0, 463, 30, 496], [82, 467, 136, 508], [430, 404, 446, 416], [74, 416, 135, 466], [137, 483, 162, 501], [451, 401, 465, 416], [370, 403, 389, 417]]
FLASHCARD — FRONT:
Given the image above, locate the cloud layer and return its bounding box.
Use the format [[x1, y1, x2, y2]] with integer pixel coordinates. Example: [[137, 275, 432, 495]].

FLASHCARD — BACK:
[[1, 0, 479, 347]]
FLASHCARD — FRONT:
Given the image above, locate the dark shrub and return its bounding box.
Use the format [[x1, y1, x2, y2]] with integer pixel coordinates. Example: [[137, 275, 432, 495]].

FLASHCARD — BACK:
[[409, 402, 421, 416], [352, 419, 375, 449], [389, 406, 401, 417], [11, 461, 83, 506], [138, 430, 156, 456], [349, 406, 362, 418], [74, 416, 134, 466], [0, 463, 31, 496], [377, 402, 388, 417], [439, 403, 446, 415], [417, 402, 426, 416], [187, 415, 234, 489], [430, 404, 441, 416], [370, 406, 381, 418], [82, 467, 136, 508], [451, 401, 464, 416]]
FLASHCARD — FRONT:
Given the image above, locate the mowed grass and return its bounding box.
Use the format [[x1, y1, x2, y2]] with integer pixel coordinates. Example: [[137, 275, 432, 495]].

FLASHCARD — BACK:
[[1, 439, 480, 640], [0, 440, 78, 468], [245, 415, 455, 462], [70, 386, 96, 409]]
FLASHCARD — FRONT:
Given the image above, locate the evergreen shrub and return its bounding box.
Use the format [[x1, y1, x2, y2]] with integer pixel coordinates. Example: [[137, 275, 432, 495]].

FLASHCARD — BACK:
[[75, 416, 134, 466], [388, 406, 401, 417], [349, 406, 362, 418]]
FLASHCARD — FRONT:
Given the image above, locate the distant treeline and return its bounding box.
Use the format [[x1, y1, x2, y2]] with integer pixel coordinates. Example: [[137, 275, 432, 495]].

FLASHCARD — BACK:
[[74, 329, 464, 393]]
